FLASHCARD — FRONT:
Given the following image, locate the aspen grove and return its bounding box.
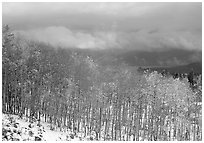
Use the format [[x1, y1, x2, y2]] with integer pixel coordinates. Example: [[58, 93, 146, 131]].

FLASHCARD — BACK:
[[2, 26, 202, 141]]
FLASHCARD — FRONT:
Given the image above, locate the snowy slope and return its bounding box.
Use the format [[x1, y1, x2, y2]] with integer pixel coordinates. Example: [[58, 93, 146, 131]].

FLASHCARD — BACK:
[[2, 113, 94, 141]]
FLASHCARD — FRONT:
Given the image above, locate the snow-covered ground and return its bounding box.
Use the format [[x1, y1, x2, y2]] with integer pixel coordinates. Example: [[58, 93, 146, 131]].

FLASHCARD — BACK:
[[2, 107, 202, 141], [2, 113, 95, 141]]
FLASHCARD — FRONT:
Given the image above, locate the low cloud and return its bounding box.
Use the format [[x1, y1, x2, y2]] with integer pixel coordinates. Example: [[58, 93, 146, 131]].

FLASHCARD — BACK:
[[15, 26, 119, 49], [4, 3, 201, 52], [118, 29, 202, 51], [15, 26, 202, 52]]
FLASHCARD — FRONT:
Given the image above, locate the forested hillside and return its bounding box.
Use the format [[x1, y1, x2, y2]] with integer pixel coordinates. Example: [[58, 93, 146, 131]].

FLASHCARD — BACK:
[[2, 25, 202, 141]]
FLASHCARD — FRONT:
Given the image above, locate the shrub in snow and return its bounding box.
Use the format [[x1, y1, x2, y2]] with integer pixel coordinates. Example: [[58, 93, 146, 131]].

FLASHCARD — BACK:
[[2, 114, 47, 141]]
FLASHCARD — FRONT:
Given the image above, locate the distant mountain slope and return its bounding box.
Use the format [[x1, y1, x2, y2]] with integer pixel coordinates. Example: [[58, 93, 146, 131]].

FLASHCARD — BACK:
[[140, 62, 202, 74], [62, 47, 202, 73], [76, 48, 201, 67], [117, 48, 201, 67]]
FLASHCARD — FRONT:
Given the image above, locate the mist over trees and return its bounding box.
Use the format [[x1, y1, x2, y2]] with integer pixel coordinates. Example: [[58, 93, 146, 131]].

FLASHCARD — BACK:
[[2, 25, 202, 141]]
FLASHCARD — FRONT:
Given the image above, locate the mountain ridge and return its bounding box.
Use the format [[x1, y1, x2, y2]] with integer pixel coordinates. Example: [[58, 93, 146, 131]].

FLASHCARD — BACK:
[[139, 62, 202, 74]]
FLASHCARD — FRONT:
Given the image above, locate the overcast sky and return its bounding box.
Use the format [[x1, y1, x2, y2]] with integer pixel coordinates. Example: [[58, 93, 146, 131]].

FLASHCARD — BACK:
[[2, 2, 202, 51]]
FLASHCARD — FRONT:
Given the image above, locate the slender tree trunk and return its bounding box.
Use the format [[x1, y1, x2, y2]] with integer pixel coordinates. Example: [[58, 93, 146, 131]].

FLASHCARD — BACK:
[[99, 107, 102, 140], [111, 113, 114, 141], [118, 101, 122, 141], [2, 68, 7, 113]]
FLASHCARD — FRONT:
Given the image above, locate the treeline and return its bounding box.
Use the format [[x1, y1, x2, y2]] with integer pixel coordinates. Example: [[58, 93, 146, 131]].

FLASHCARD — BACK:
[[2, 26, 202, 141]]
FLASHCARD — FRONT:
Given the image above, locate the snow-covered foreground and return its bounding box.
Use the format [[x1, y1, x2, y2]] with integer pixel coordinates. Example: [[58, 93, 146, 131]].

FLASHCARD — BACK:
[[2, 107, 202, 141], [2, 113, 94, 141]]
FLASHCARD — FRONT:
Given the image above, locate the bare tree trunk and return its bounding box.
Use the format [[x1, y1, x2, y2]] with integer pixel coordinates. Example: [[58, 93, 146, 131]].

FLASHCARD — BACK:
[[111, 112, 114, 141], [2, 68, 7, 113], [99, 107, 102, 140]]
